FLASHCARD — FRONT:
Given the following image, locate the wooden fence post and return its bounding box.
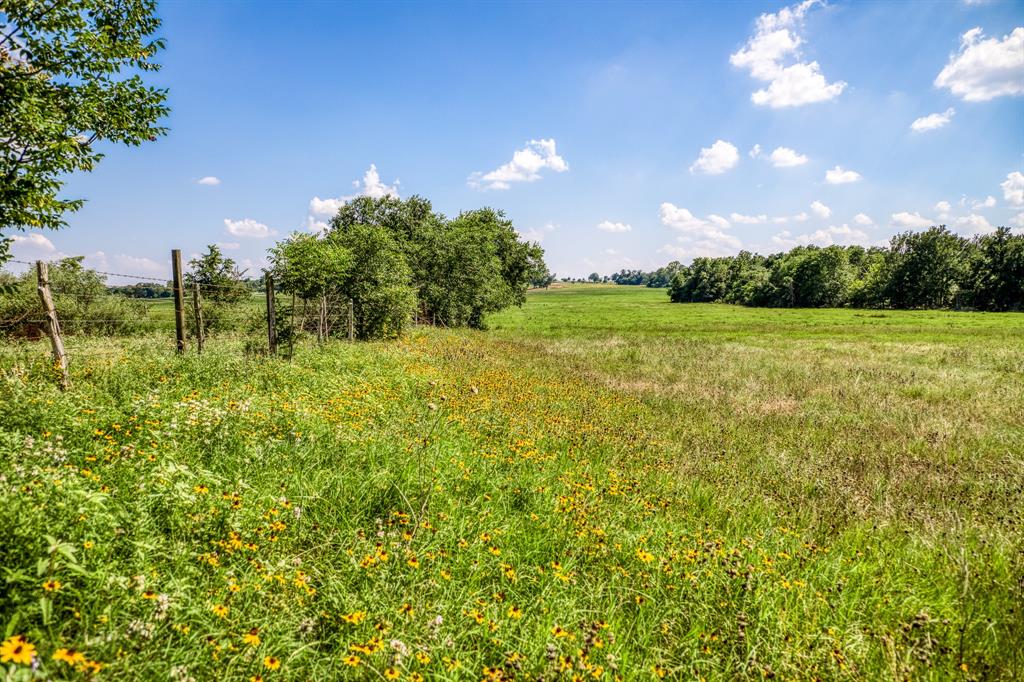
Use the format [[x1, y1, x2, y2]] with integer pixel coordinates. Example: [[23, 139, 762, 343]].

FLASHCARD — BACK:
[[35, 261, 70, 390], [265, 272, 277, 355], [347, 298, 354, 342], [171, 249, 186, 354], [192, 283, 205, 354]]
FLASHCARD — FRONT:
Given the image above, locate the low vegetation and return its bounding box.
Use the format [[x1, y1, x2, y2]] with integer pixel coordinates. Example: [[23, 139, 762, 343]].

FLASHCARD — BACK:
[[1, 285, 1021, 680]]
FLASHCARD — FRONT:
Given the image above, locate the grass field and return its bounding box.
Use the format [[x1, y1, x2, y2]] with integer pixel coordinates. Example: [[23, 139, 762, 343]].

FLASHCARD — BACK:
[[1, 285, 1021, 680]]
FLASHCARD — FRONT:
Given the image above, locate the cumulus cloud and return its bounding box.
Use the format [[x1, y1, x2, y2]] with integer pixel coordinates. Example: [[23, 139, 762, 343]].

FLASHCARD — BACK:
[[689, 140, 740, 175], [659, 202, 741, 257], [891, 211, 934, 228], [935, 27, 1024, 101], [852, 213, 874, 226], [730, 0, 846, 108], [468, 139, 568, 190], [971, 195, 996, 209], [824, 166, 861, 184], [1001, 171, 1024, 206], [224, 218, 277, 239], [306, 164, 401, 230], [597, 220, 632, 233], [519, 222, 557, 243], [953, 213, 994, 235], [217, 242, 241, 250], [810, 200, 831, 218], [910, 108, 955, 132], [749, 143, 762, 158], [772, 223, 872, 248], [197, 176, 221, 186], [730, 212, 768, 224], [10, 232, 58, 255], [934, 200, 952, 217], [768, 146, 809, 167]]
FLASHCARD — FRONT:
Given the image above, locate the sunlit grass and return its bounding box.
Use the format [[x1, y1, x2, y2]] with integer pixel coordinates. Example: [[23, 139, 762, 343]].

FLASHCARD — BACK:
[[1, 285, 1021, 680]]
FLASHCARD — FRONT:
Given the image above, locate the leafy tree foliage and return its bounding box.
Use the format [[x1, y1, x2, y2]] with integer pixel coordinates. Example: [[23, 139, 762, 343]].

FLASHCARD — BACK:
[[665, 226, 1022, 311], [333, 224, 416, 340], [185, 245, 248, 304], [0, 0, 169, 266], [326, 195, 545, 330]]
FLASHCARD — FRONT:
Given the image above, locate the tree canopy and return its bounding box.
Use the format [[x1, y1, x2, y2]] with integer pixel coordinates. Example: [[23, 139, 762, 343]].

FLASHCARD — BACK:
[[659, 226, 1023, 311], [0, 0, 168, 266]]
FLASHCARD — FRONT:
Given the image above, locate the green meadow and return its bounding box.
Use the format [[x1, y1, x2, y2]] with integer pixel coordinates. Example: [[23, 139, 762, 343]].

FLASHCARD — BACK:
[[1, 285, 1021, 680]]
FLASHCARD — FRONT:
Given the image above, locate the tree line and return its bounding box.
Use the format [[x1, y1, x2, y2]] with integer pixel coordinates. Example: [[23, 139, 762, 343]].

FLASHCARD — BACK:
[[269, 196, 546, 339], [660, 226, 1022, 311]]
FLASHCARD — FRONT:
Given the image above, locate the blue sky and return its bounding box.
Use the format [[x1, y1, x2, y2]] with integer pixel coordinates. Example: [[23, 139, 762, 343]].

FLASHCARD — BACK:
[[8, 0, 1024, 280]]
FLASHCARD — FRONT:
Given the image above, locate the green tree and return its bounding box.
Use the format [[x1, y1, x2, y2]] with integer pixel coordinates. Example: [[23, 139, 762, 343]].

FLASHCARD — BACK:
[[883, 227, 966, 309], [333, 224, 416, 340], [186, 245, 248, 304], [268, 232, 351, 340], [0, 0, 169, 266], [966, 227, 1024, 311]]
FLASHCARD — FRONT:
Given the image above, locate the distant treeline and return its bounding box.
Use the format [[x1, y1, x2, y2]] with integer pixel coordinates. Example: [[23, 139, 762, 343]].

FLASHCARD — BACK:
[[660, 227, 1022, 311], [609, 263, 683, 288]]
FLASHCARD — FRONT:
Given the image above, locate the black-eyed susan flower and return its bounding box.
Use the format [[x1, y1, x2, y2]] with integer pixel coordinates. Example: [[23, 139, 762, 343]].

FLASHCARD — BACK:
[[384, 668, 400, 680], [0, 635, 35, 665], [42, 579, 62, 592], [212, 604, 229, 618], [243, 628, 261, 646], [53, 648, 87, 666], [263, 656, 280, 670], [342, 654, 361, 667]]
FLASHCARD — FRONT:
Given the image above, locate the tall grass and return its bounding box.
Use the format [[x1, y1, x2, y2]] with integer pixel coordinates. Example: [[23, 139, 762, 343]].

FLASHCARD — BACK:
[[1, 286, 1021, 680]]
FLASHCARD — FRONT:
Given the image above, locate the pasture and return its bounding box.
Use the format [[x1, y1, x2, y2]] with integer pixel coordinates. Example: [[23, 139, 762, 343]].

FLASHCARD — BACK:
[[1, 285, 1021, 680]]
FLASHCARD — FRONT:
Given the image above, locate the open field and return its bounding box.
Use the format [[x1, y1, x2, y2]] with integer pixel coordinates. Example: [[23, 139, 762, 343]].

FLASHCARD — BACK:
[[1, 285, 1022, 680]]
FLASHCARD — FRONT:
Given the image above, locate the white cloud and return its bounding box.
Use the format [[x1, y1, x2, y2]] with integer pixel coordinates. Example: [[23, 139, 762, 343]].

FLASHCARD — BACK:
[[597, 220, 632, 233], [85, 252, 168, 281], [749, 143, 762, 158], [1001, 171, 1024, 206], [216, 242, 241, 250], [689, 140, 740, 175], [768, 146, 809, 167], [824, 166, 861, 184], [707, 214, 731, 229], [519, 222, 557, 243], [772, 223, 872, 248], [730, 1, 846, 108], [306, 164, 401, 230], [852, 213, 874, 226], [469, 139, 568, 190], [197, 176, 221, 186], [953, 213, 994, 235], [659, 202, 741, 257], [1013, 212, 1024, 227], [971, 195, 996, 209], [810, 200, 831, 218], [224, 218, 277, 239], [934, 200, 952, 217], [891, 211, 934, 229], [910, 108, 955, 132], [729, 212, 768, 224], [10, 232, 57, 255], [793, 211, 809, 222], [935, 27, 1024, 101], [309, 196, 346, 218]]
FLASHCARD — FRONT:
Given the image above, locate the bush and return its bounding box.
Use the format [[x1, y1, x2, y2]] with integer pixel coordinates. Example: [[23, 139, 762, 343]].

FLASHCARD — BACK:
[[0, 259, 152, 338]]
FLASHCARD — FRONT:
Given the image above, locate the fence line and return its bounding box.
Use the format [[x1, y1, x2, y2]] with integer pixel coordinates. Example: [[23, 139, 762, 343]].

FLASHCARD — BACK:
[[2, 252, 358, 386]]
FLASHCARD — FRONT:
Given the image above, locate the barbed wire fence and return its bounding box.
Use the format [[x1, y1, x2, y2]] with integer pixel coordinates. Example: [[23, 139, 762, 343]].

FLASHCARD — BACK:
[[1, 251, 356, 389]]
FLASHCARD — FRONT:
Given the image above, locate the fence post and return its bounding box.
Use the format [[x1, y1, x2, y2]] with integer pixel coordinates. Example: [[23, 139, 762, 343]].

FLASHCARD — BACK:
[[171, 249, 186, 354], [35, 261, 70, 390], [192, 283, 205, 354], [347, 298, 354, 342], [265, 272, 277, 355]]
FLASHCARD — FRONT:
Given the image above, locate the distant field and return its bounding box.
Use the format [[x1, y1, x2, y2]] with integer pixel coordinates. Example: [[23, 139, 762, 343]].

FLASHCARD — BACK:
[[1, 285, 1021, 679]]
